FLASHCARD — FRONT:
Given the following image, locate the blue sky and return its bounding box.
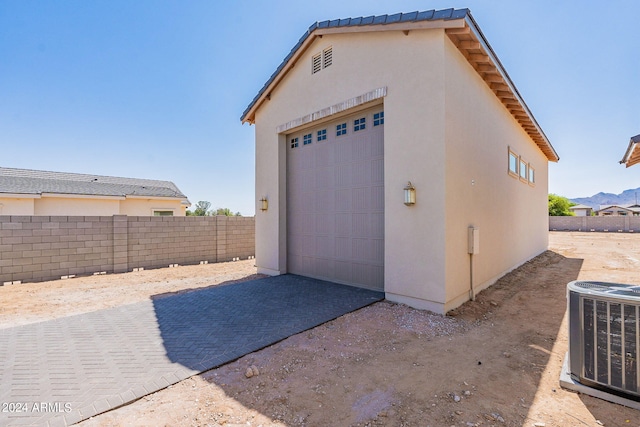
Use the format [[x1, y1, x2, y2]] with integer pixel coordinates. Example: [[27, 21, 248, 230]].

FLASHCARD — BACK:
[[1, 1, 639, 215]]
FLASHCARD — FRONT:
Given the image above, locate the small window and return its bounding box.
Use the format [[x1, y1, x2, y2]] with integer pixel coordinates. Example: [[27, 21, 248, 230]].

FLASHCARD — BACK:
[[153, 210, 173, 216], [354, 117, 366, 132], [508, 149, 518, 177], [373, 112, 384, 126], [312, 53, 321, 74], [519, 159, 528, 181], [291, 137, 299, 149], [303, 133, 312, 145], [317, 129, 327, 141], [323, 47, 332, 68], [528, 164, 535, 185], [336, 123, 347, 136]]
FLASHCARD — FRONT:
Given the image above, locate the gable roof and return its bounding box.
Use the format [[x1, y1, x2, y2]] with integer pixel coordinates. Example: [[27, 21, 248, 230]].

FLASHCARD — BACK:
[[620, 134, 640, 167], [240, 8, 559, 162], [0, 167, 189, 203], [569, 204, 592, 210]]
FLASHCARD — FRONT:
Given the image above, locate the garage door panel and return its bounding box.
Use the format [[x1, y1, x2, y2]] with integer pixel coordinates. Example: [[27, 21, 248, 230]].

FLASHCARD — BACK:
[[315, 144, 335, 167], [316, 235, 335, 258], [352, 213, 370, 237], [372, 159, 384, 184], [353, 187, 371, 212], [316, 190, 335, 212], [335, 261, 352, 283], [336, 189, 352, 212], [316, 167, 335, 190], [372, 186, 384, 211], [287, 106, 384, 291], [352, 238, 370, 262], [316, 213, 334, 234], [371, 212, 384, 239], [335, 214, 351, 236], [336, 164, 352, 187]]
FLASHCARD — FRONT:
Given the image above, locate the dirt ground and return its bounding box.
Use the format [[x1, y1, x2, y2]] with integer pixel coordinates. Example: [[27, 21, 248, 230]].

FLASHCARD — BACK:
[[2, 232, 640, 426]]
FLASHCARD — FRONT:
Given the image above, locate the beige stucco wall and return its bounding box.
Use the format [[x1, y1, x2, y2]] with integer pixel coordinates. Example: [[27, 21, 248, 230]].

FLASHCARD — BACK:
[[0, 195, 187, 216], [442, 37, 549, 312], [252, 27, 550, 313], [119, 198, 187, 216], [0, 197, 36, 215], [34, 196, 121, 216]]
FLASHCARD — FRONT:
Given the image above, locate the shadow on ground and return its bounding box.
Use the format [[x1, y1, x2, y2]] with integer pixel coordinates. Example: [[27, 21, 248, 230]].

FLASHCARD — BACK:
[[151, 274, 383, 372], [194, 251, 604, 426]]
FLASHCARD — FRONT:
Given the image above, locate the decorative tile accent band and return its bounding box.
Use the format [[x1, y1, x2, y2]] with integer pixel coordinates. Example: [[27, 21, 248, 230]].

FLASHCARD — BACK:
[[277, 87, 387, 134]]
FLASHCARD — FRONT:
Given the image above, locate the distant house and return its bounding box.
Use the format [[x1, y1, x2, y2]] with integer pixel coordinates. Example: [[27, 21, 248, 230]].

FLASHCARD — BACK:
[[0, 167, 190, 216], [569, 204, 593, 216], [620, 134, 640, 167], [241, 9, 559, 313], [595, 204, 640, 216]]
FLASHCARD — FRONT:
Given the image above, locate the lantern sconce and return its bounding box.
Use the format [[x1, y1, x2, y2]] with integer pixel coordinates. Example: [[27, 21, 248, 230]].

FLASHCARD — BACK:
[[259, 197, 269, 211], [404, 182, 416, 206]]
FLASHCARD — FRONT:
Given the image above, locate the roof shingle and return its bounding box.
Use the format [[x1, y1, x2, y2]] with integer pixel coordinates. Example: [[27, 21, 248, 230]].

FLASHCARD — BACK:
[[0, 167, 188, 200]]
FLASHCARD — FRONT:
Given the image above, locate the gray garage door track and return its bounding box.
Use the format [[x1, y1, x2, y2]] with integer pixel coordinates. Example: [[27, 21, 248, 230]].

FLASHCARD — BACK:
[[0, 274, 383, 427]]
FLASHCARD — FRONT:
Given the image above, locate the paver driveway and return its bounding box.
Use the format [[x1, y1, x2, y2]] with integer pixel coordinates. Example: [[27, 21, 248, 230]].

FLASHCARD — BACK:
[[0, 275, 384, 427]]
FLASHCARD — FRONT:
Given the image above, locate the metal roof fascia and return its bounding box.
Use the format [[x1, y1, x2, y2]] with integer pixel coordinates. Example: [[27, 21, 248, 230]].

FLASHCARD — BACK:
[[463, 13, 559, 162]]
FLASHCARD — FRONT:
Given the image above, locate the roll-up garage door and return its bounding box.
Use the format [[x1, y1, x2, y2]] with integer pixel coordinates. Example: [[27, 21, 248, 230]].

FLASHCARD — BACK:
[[286, 106, 384, 291]]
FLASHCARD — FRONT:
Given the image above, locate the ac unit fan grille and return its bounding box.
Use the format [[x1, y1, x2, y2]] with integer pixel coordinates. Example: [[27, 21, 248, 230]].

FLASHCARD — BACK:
[[579, 296, 639, 395]]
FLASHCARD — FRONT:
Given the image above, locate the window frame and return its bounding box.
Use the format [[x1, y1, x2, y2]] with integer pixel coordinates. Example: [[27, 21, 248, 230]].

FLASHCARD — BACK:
[[373, 111, 384, 126], [290, 137, 299, 149], [354, 117, 366, 132], [336, 123, 347, 136], [317, 129, 327, 142], [519, 158, 528, 182], [528, 164, 536, 186], [152, 209, 174, 216], [303, 133, 312, 146], [508, 148, 519, 178]]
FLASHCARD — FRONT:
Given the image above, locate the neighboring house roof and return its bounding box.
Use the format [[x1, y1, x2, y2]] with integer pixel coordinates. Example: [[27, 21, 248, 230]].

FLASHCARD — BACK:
[[620, 134, 640, 167], [596, 204, 640, 214], [0, 167, 190, 204], [240, 8, 559, 162], [569, 204, 592, 210]]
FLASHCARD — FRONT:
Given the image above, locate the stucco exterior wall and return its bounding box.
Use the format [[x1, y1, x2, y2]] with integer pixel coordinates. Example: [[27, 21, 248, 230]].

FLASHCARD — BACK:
[[0, 195, 187, 216], [442, 37, 549, 311], [0, 197, 35, 215], [119, 198, 187, 216], [34, 196, 121, 216], [254, 29, 449, 311], [252, 27, 551, 313]]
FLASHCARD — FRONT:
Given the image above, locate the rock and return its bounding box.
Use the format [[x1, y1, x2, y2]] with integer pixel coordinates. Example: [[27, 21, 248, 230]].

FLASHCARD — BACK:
[[491, 413, 505, 423], [533, 423, 546, 427], [251, 365, 260, 376], [453, 394, 461, 402], [463, 390, 471, 396], [245, 368, 254, 378], [503, 352, 511, 358]]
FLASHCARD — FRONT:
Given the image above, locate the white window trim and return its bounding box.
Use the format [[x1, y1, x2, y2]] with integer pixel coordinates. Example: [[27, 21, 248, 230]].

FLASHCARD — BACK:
[[528, 163, 536, 186]]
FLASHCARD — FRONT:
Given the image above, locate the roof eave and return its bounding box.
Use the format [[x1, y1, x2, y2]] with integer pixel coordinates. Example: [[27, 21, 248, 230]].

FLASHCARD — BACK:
[[450, 14, 559, 162]]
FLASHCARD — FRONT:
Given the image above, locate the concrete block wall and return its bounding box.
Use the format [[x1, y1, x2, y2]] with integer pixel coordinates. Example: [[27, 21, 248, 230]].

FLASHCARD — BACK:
[[550, 216, 640, 232], [1, 215, 255, 284]]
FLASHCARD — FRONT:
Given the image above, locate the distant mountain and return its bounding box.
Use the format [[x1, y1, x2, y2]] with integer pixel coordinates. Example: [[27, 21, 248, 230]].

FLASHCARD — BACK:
[[571, 187, 640, 209]]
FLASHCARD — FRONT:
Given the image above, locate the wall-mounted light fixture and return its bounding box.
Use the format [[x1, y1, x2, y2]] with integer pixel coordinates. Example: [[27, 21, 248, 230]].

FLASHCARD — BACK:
[[260, 197, 268, 211], [404, 182, 416, 206]]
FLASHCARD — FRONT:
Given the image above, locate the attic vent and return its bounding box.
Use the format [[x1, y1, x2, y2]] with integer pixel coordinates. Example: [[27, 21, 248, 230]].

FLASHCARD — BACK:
[[323, 47, 332, 68], [312, 53, 322, 74], [311, 47, 332, 74]]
